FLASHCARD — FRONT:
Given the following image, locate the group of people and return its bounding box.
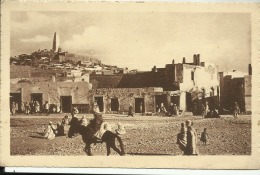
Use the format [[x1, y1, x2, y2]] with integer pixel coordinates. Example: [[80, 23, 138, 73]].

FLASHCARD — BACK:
[[43, 108, 126, 142], [176, 120, 209, 155], [43, 115, 70, 140], [201, 102, 220, 118], [127, 102, 180, 117], [156, 103, 180, 117], [11, 101, 42, 116], [201, 101, 241, 118], [10, 101, 62, 116]]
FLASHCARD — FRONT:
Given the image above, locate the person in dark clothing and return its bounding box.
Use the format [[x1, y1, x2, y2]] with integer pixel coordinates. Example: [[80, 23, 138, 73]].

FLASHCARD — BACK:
[[89, 113, 104, 135], [200, 128, 209, 146], [168, 103, 174, 117], [184, 120, 199, 155], [29, 101, 35, 114], [68, 114, 79, 138]]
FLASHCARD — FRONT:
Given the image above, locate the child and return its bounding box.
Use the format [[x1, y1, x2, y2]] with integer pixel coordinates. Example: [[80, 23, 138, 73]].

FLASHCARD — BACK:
[[200, 128, 209, 145]]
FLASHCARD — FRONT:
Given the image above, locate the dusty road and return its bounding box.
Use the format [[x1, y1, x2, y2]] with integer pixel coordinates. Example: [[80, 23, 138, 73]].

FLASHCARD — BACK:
[[10, 114, 251, 156]]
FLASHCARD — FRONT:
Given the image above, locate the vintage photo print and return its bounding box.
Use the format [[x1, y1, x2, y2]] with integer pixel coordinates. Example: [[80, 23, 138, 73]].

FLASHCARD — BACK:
[[1, 1, 260, 169]]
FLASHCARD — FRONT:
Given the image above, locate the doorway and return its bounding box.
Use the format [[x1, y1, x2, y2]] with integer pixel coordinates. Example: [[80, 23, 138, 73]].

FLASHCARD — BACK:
[[31, 93, 43, 109], [94, 96, 104, 112], [10, 93, 21, 112], [155, 95, 167, 112], [170, 96, 180, 106], [135, 98, 144, 113], [186, 92, 193, 111], [111, 98, 119, 112], [60, 96, 72, 113]]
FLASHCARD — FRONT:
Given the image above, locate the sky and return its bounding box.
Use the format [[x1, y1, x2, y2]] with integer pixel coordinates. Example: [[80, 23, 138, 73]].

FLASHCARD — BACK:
[[11, 11, 251, 73]]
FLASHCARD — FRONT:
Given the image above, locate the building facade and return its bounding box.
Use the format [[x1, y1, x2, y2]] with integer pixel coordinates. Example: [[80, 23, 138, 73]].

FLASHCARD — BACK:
[[219, 64, 252, 113], [90, 54, 220, 115], [10, 81, 92, 113]]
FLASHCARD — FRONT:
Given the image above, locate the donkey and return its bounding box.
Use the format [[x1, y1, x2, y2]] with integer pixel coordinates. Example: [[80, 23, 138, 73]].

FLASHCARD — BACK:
[[78, 122, 125, 156]]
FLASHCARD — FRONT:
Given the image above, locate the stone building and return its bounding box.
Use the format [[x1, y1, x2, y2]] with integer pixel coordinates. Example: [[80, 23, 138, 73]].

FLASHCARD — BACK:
[[10, 81, 92, 113], [90, 54, 220, 115], [219, 64, 252, 113]]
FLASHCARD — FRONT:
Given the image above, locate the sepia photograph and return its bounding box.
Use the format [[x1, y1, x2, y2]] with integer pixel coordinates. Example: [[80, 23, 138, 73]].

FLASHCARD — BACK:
[[1, 1, 260, 169]]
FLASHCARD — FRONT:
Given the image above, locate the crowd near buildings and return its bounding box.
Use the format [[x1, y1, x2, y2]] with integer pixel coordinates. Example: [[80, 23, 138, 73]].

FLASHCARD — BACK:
[[10, 32, 252, 116]]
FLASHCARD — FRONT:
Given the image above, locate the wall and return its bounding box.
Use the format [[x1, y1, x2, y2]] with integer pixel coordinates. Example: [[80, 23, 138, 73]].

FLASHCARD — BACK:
[[91, 87, 166, 114], [10, 81, 91, 105], [179, 63, 220, 113], [244, 75, 251, 112], [10, 65, 31, 79]]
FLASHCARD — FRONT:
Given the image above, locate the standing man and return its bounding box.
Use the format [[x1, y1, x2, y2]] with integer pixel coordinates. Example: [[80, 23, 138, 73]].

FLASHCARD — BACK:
[[25, 101, 30, 115], [93, 101, 100, 114], [205, 101, 209, 117], [44, 101, 49, 116], [140, 102, 143, 115], [201, 104, 206, 118], [35, 101, 40, 114], [173, 104, 179, 116], [233, 102, 240, 118], [128, 103, 134, 117], [184, 120, 199, 155], [29, 101, 34, 114], [168, 103, 174, 116], [11, 102, 16, 116], [56, 103, 61, 113], [20, 101, 25, 114]]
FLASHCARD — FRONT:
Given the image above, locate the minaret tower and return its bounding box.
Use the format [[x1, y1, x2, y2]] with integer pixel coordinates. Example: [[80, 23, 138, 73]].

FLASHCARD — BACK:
[[52, 32, 60, 52]]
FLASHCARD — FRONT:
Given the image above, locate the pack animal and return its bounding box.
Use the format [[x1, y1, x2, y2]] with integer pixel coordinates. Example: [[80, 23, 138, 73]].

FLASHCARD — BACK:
[[77, 117, 125, 156]]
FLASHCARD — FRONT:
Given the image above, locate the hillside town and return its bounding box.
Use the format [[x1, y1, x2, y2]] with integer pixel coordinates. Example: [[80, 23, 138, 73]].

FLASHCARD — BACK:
[[10, 32, 252, 117]]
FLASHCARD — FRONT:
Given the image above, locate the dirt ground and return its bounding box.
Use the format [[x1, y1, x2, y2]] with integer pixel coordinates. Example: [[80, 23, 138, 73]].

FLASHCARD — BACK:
[[10, 114, 251, 156]]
